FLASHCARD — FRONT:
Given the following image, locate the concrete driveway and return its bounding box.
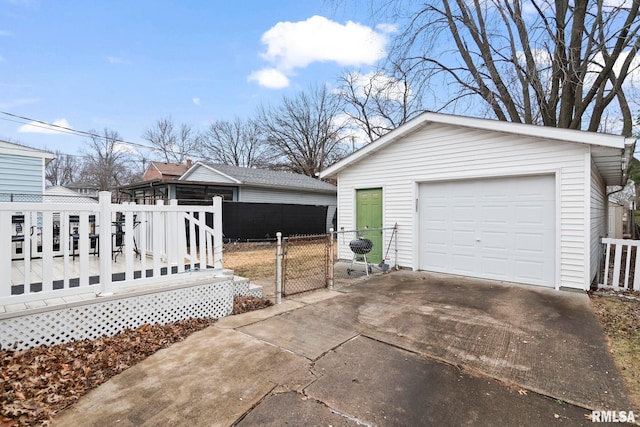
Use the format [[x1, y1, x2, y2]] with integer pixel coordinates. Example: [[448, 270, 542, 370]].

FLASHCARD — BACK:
[[53, 271, 632, 426]]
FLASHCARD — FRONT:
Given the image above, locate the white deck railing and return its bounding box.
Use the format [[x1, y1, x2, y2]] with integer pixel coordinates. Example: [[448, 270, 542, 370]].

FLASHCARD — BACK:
[[1, 192, 223, 305], [599, 237, 640, 291]]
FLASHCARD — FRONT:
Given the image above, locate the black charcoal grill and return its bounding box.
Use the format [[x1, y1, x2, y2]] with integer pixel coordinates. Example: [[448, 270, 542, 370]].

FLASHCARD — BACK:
[[347, 238, 373, 276]]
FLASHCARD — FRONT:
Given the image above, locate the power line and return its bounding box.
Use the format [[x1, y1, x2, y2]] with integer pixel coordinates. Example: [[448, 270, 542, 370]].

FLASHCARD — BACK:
[[0, 111, 159, 152]]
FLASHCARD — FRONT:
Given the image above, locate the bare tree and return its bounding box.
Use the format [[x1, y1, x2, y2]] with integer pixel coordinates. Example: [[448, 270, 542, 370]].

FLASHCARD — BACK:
[[256, 85, 348, 177], [45, 150, 78, 186], [337, 60, 426, 142], [81, 129, 135, 191], [199, 117, 271, 167], [372, 0, 640, 135], [143, 117, 199, 163]]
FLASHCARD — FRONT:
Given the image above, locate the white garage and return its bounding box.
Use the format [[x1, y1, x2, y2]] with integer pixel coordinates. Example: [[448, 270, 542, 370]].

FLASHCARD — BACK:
[[321, 112, 635, 291]]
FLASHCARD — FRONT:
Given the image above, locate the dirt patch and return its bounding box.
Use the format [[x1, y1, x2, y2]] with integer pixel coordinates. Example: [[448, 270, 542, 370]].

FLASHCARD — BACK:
[[590, 293, 640, 411]]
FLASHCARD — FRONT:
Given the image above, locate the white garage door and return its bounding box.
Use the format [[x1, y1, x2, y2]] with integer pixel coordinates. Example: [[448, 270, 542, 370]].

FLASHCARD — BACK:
[[419, 175, 555, 287]]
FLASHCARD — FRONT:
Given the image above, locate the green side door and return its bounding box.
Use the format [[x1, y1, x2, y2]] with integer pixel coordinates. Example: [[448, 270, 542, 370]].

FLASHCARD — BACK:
[[356, 188, 383, 264]]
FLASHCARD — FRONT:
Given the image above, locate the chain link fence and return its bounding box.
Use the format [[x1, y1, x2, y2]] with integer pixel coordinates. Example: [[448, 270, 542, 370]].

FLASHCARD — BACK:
[[282, 234, 329, 296], [220, 225, 399, 301], [0, 193, 99, 203]]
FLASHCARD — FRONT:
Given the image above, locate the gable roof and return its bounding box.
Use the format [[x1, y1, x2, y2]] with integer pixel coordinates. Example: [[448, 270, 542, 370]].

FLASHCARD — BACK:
[[182, 162, 336, 193], [0, 140, 55, 161], [148, 161, 190, 178], [320, 112, 636, 185]]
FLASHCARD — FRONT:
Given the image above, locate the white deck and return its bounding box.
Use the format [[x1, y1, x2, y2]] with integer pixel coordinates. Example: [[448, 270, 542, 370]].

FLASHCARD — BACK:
[[11, 253, 145, 286], [6, 254, 227, 317]]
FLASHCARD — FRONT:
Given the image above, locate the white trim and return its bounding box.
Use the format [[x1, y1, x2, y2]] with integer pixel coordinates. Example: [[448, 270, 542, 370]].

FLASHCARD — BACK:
[[320, 111, 635, 178], [584, 149, 591, 291], [412, 181, 419, 271], [0, 140, 55, 160], [180, 162, 242, 184], [555, 169, 562, 290]]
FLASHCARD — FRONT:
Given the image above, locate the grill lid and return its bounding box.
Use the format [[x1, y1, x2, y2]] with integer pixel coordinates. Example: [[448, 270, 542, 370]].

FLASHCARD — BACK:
[[349, 238, 373, 254]]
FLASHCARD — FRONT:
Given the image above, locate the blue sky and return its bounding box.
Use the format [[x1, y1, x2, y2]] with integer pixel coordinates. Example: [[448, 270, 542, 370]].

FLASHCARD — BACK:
[[0, 0, 392, 156]]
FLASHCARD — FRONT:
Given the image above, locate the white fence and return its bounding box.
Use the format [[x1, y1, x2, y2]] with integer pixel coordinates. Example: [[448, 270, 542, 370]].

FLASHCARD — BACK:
[[599, 237, 640, 291], [1, 192, 223, 305]]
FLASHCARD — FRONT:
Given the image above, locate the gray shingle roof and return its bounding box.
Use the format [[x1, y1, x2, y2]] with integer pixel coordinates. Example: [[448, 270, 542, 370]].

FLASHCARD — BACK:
[[199, 163, 336, 193]]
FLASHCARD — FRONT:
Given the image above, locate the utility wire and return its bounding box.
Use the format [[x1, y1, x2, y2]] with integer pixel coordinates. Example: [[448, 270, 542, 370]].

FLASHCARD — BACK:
[[0, 111, 158, 151]]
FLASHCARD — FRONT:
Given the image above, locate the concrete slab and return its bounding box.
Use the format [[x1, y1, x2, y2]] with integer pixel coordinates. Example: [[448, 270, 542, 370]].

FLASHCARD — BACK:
[[239, 309, 358, 360], [236, 391, 360, 426], [52, 327, 314, 427], [51, 270, 632, 426], [289, 288, 343, 305], [298, 271, 630, 410], [215, 300, 305, 329], [306, 335, 594, 427]]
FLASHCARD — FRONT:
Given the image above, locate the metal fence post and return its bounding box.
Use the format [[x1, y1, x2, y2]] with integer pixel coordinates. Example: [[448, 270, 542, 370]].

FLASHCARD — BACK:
[[394, 223, 398, 269], [328, 228, 334, 290], [276, 231, 282, 304]]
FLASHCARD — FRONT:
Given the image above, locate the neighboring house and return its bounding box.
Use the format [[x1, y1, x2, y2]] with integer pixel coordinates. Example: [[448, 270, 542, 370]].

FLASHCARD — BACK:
[[320, 112, 635, 291], [142, 160, 192, 181], [45, 185, 99, 204], [66, 181, 100, 199], [120, 162, 337, 238], [0, 140, 54, 201]]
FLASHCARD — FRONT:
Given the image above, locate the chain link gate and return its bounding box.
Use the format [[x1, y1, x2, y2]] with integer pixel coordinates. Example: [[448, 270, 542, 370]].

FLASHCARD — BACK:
[[282, 234, 331, 296]]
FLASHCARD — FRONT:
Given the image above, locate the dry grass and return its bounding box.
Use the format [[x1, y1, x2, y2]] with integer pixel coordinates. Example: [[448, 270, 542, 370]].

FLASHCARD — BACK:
[[223, 241, 327, 281], [223, 243, 277, 280], [590, 294, 640, 411]]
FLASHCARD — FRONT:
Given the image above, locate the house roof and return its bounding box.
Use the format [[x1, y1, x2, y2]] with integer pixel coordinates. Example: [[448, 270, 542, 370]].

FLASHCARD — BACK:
[[147, 161, 190, 178], [182, 162, 337, 193], [66, 181, 99, 190], [45, 185, 98, 203], [320, 112, 636, 185], [0, 140, 55, 161]]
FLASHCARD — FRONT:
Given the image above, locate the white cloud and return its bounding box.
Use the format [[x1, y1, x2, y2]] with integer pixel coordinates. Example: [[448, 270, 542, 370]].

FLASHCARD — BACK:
[[192, 97, 201, 106], [114, 141, 139, 155], [0, 56, 4, 62], [18, 118, 72, 134], [0, 31, 12, 36], [107, 56, 128, 64], [339, 71, 410, 103], [249, 15, 393, 88], [248, 68, 290, 89]]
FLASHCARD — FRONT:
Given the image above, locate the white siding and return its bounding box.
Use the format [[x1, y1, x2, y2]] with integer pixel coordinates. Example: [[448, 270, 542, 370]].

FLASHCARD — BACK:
[[336, 122, 589, 290], [183, 165, 237, 183], [239, 187, 336, 205], [590, 157, 607, 283]]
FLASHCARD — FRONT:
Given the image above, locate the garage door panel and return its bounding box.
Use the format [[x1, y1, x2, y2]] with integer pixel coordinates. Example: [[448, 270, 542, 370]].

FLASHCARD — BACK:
[[481, 230, 509, 249], [419, 175, 555, 287], [515, 232, 546, 253], [514, 259, 547, 281]]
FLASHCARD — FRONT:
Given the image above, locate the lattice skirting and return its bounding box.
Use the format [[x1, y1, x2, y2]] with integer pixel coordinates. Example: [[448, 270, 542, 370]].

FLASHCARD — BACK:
[[0, 280, 237, 351]]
